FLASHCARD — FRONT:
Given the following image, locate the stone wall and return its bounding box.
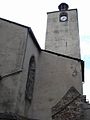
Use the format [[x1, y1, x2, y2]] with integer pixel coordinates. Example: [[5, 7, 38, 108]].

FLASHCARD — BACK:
[[0, 113, 38, 120], [0, 19, 28, 113], [45, 9, 80, 59], [0, 19, 40, 119], [52, 87, 84, 120], [32, 51, 83, 120]]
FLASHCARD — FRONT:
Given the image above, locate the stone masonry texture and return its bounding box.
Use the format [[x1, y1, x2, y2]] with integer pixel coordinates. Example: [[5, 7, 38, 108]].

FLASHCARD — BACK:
[[45, 10, 81, 59], [52, 87, 84, 120]]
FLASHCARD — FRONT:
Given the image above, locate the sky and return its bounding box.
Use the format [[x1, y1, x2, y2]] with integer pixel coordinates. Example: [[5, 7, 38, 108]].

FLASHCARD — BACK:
[[0, 0, 90, 100]]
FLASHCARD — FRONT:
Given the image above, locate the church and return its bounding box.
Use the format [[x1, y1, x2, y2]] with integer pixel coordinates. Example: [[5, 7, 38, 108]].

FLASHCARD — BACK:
[[0, 3, 90, 120]]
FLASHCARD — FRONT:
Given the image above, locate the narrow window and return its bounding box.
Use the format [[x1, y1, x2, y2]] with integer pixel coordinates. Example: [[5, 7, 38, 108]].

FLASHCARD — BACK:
[[25, 56, 36, 103]]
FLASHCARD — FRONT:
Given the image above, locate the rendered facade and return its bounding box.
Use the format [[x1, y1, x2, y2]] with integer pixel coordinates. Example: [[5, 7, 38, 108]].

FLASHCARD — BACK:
[[0, 3, 89, 120]]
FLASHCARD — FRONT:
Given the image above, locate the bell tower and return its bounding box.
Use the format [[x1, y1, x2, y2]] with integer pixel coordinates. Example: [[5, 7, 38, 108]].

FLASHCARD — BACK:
[[45, 3, 81, 59]]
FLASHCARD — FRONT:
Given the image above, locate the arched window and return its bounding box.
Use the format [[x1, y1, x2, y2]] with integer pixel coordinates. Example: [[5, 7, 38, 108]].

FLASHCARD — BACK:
[[25, 56, 36, 103]]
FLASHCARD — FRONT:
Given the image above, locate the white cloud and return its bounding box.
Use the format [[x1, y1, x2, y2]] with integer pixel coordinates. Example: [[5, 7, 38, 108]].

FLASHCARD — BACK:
[[80, 36, 90, 57]]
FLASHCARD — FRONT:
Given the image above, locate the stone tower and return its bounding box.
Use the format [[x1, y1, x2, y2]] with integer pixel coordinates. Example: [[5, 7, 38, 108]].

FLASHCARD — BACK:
[[31, 3, 84, 120], [45, 3, 80, 59], [0, 2, 90, 120]]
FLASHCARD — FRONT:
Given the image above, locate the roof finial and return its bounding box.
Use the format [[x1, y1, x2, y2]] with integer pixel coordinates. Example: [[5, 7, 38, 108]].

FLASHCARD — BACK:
[[58, 3, 69, 11]]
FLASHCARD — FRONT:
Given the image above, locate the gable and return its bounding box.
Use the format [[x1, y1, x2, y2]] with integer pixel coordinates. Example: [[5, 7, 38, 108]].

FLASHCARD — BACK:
[[0, 18, 41, 78], [0, 19, 28, 76], [52, 87, 83, 120]]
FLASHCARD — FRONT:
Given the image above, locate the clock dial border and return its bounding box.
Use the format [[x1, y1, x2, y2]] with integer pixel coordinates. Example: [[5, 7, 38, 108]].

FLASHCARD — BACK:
[[60, 12, 68, 22]]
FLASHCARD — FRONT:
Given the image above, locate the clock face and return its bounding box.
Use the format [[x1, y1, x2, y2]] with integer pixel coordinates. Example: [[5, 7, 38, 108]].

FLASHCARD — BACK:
[[60, 12, 68, 22], [60, 15, 67, 22]]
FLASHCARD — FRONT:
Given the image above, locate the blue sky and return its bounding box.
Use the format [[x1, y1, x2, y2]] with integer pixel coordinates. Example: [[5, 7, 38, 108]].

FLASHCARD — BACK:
[[0, 0, 90, 100], [80, 35, 90, 100], [81, 36, 90, 68]]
